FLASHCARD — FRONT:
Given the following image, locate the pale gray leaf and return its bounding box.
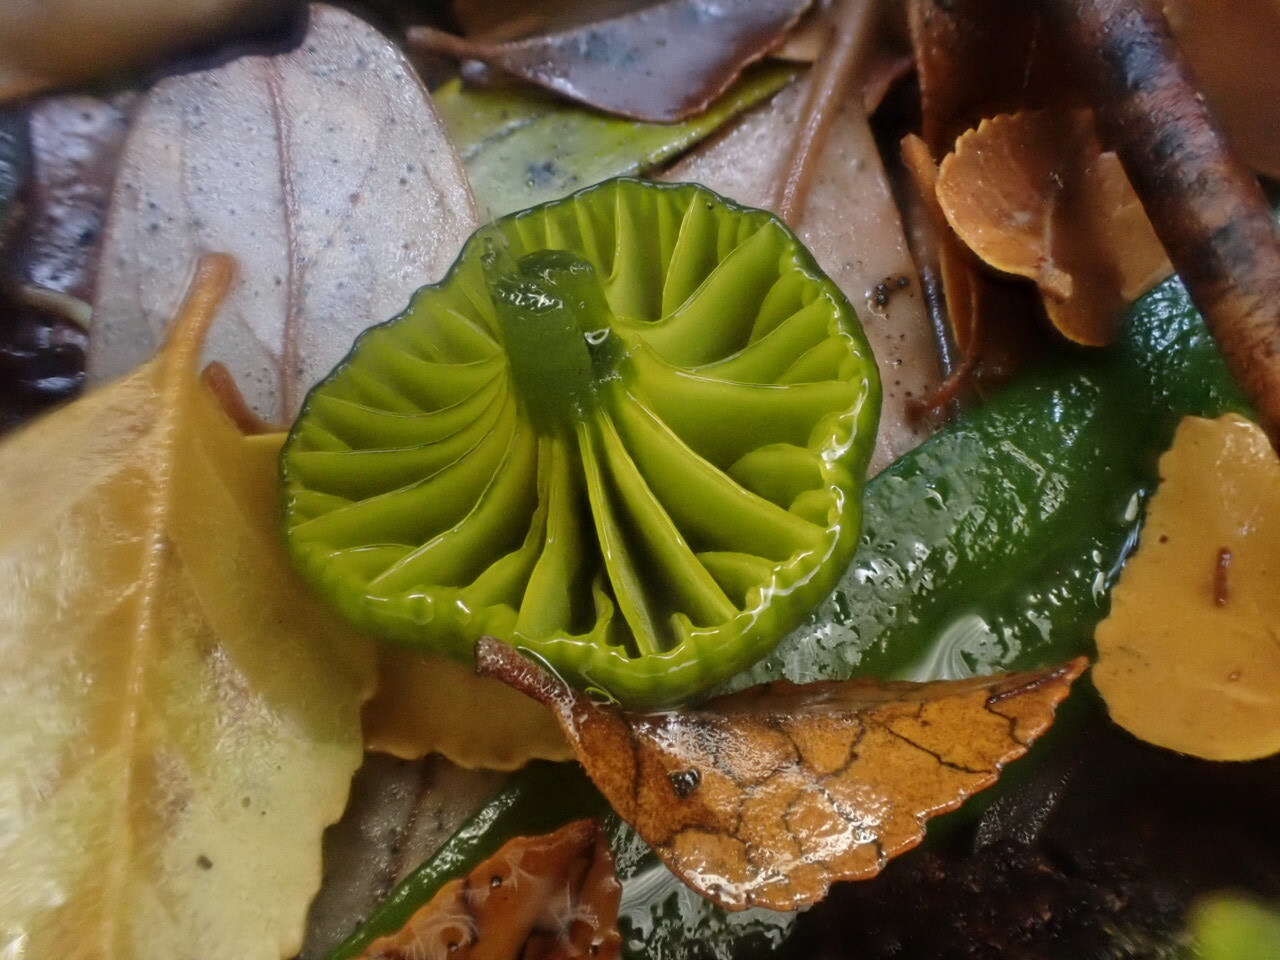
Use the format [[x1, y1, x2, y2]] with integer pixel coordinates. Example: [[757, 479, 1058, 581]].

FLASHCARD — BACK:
[[90, 3, 479, 421]]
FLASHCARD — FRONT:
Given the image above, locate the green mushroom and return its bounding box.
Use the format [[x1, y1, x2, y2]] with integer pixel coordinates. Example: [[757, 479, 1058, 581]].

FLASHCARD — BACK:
[[281, 178, 880, 708]]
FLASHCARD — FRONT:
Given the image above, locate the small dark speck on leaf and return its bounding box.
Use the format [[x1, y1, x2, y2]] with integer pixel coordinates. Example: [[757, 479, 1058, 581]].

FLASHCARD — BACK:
[[196, 855, 213, 870], [669, 768, 701, 798], [1214, 547, 1232, 607]]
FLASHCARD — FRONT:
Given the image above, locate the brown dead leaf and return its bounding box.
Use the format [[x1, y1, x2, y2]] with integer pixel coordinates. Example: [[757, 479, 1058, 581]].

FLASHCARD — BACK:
[[1165, 0, 1280, 180], [477, 638, 1085, 912], [936, 110, 1171, 346], [1094, 414, 1280, 762], [410, 0, 810, 122], [363, 647, 572, 770], [907, 0, 1073, 380], [353, 819, 622, 960]]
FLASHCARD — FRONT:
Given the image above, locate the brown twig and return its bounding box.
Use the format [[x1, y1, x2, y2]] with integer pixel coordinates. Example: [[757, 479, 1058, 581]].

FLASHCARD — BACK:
[[1048, 0, 1280, 451], [772, 0, 880, 225]]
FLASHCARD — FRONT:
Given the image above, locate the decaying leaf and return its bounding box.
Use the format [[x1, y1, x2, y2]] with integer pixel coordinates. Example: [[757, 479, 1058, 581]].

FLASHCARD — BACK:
[[664, 78, 937, 474], [477, 638, 1085, 911], [906, 0, 1072, 382], [936, 110, 1171, 346], [348, 820, 620, 959], [300, 755, 507, 960], [0, 255, 375, 959], [363, 647, 572, 769], [353, 819, 622, 960], [435, 63, 795, 217], [1164, 0, 1280, 180], [451, 0, 655, 42], [89, 3, 479, 421], [411, 0, 809, 123], [0, 0, 287, 102], [1094, 414, 1280, 762]]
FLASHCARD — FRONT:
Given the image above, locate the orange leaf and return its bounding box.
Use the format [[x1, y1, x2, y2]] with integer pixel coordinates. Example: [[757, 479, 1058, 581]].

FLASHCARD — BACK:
[[477, 638, 1085, 911], [353, 819, 621, 960], [936, 110, 1171, 346]]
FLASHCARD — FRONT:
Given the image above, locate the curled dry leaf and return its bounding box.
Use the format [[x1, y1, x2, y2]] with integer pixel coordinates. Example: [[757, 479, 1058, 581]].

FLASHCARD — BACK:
[[936, 110, 1171, 346], [663, 78, 937, 474], [0, 256, 375, 959], [352, 819, 622, 960], [1164, 0, 1280, 180], [907, 0, 1071, 382], [410, 0, 810, 123], [363, 647, 571, 769], [89, 3, 479, 421], [1094, 414, 1280, 762], [477, 637, 1085, 911]]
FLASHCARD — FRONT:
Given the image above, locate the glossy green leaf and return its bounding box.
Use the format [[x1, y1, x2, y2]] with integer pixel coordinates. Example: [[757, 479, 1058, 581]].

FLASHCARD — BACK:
[[435, 64, 796, 217], [283, 178, 880, 708]]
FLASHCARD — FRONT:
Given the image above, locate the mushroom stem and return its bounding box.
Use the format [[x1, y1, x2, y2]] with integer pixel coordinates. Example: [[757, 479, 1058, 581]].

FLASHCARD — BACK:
[[1047, 0, 1280, 449]]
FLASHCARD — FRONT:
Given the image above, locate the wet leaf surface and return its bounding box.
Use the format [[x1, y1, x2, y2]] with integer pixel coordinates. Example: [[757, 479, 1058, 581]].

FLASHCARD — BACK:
[[435, 64, 795, 217], [301, 755, 507, 960], [1094, 414, 1280, 761], [89, 3, 479, 421], [352, 819, 622, 960], [413, 0, 809, 122], [786, 704, 1280, 959], [936, 110, 1171, 346], [477, 637, 1085, 911], [0, 256, 375, 959]]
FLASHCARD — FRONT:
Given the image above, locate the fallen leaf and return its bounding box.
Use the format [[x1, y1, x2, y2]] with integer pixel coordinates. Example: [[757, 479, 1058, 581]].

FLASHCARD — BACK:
[[434, 63, 796, 217], [0, 0, 287, 102], [411, 0, 809, 123], [477, 637, 1085, 911], [906, 0, 1072, 380], [363, 647, 572, 769], [89, 3, 479, 422], [300, 755, 507, 960], [1094, 414, 1280, 762], [352, 818, 622, 960], [1164, 0, 1280, 180], [664, 77, 938, 474], [22, 94, 134, 302], [451, 0, 654, 42], [0, 255, 376, 959], [936, 110, 1171, 346]]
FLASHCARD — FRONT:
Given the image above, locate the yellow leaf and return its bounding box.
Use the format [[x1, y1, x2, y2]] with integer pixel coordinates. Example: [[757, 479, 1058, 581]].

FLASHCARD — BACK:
[[0, 256, 376, 959], [363, 647, 571, 770], [1094, 414, 1280, 761]]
